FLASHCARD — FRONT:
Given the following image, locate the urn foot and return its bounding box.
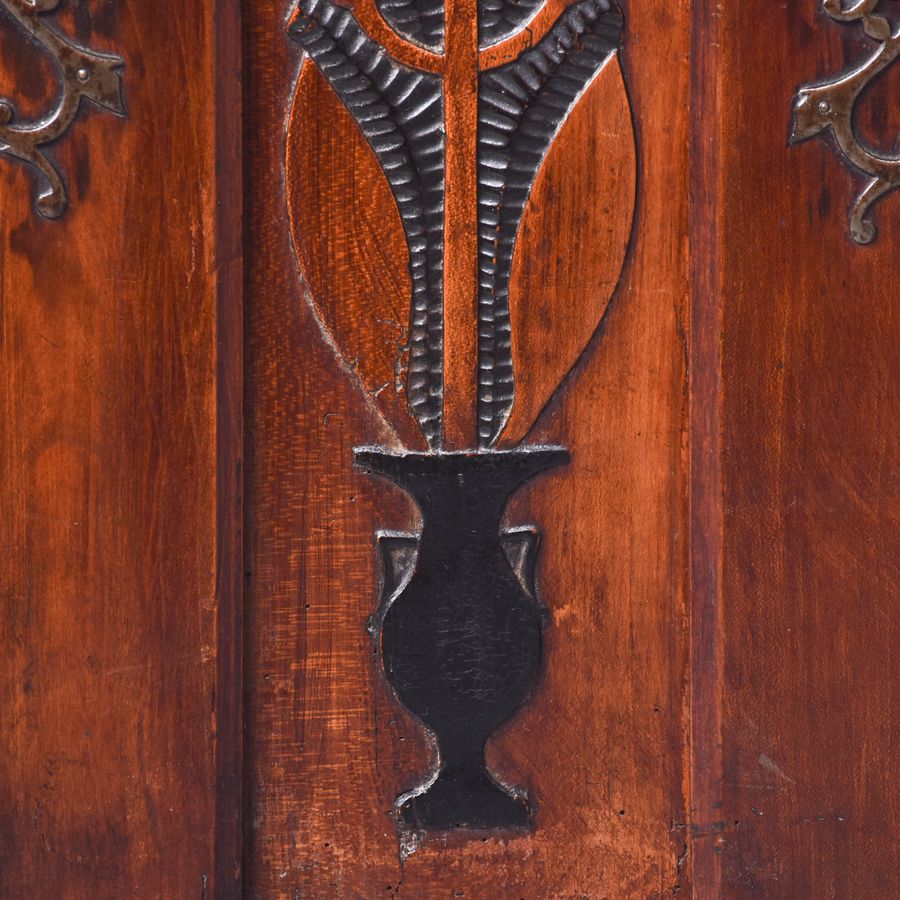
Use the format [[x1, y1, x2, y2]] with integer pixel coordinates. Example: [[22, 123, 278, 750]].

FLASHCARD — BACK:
[[401, 764, 529, 831]]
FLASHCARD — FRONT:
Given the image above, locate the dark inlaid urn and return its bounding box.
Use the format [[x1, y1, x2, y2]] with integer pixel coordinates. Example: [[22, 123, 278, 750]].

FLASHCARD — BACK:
[[355, 447, 568, 831]]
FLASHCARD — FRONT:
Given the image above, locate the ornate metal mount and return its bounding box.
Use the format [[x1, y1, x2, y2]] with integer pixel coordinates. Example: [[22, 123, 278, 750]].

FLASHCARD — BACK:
[[790, 0, 899, 244], [355, 448, 568, 831], [0, 0, 125, 219]]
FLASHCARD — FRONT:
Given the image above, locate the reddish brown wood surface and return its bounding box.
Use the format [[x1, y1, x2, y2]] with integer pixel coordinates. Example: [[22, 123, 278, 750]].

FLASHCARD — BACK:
[[440, 0, 480, 449], [0, 2, 241, 896], [0, 1, 897, 896], [688, 0, 725, 893]]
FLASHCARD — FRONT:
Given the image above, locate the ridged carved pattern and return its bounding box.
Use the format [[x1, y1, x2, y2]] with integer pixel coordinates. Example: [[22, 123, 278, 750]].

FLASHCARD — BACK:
[[475, 0, 622, 446], [290, 0, 446, 447]]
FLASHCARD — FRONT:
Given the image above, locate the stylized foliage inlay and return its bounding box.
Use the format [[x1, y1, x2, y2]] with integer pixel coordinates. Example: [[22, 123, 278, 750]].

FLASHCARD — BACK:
[[290, 0, 446, 447], [476, 0, 623, 446], [286, 0, 636, 836]]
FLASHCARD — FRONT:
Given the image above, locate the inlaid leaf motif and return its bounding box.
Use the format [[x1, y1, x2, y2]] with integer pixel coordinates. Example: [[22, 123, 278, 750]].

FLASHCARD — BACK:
[[286, 62, 427, 449], [288, 0, 445, 449], [500, 55, 636, 446], [287, 0, 636, 450], [474, 0, 629, 447]]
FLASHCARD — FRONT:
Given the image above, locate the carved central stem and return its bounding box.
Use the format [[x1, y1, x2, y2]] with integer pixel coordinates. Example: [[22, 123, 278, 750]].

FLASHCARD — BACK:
[[441, 0, 481, 449]]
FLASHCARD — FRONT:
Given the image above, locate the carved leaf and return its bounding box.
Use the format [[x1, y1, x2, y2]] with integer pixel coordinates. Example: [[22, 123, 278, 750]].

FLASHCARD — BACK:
[[499, 55, 636, 446], [374, 0, 546, 52], [286, 62, 426, 449], [288, 0, 445, 448], [475, 0, 628, 447]]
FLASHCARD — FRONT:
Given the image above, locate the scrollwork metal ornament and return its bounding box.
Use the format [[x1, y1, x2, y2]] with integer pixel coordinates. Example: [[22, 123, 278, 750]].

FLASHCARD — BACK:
[[0, 0, 125, 219], [790, 0, 900, 244]]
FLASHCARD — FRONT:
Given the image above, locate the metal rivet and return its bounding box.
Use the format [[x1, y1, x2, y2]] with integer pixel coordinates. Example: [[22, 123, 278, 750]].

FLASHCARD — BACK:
[[818, 100, 832, 115], [76, 67, 91, 82]]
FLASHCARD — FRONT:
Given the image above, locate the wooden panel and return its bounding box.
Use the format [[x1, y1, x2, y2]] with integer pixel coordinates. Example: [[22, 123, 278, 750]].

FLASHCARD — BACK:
[[3, 0, 893, 893], [711, 4, 900, 897], [0, 2, 241, 896], [243, 0, 691, 895]]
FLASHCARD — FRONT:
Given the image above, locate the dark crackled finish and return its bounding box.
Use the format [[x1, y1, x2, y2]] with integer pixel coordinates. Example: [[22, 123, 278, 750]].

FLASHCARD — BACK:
[[476, 0, 623, 447], [375, 0, 546, 52], [289, 0, 445, 447], [355, 448, 568, 831]]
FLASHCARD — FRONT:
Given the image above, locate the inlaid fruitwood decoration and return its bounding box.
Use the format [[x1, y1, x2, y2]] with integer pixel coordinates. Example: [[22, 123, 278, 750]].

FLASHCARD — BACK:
[[791, 0, 899, 244], [287, 0, 635, 833], [0, 0, 125, 219]]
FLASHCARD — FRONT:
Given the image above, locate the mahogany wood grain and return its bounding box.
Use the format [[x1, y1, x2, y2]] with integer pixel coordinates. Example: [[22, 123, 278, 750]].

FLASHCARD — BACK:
[[440, 0, 480, 449], [0, 1, 241, 896], [213, 0, 244, 894], [711, 4, 900, 897], [688, 0, 725, 893]]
